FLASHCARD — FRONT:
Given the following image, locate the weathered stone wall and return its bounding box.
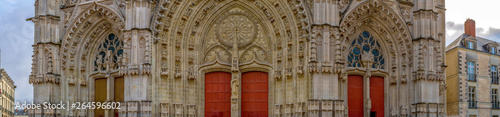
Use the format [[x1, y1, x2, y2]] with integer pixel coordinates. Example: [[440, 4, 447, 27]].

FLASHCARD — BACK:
[[29, 0, 447, 116], [448, 47, 500, 116]]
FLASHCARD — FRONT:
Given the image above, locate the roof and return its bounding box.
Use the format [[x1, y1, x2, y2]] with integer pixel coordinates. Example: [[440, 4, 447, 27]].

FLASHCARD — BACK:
[[0, 69, 15, 87], [446, 33, 500, 53]]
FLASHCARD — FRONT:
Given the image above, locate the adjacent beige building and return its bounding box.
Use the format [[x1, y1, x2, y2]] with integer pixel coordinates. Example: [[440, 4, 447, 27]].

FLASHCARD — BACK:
[[0, 69, 16, 117], [446, 19, 500, 117]]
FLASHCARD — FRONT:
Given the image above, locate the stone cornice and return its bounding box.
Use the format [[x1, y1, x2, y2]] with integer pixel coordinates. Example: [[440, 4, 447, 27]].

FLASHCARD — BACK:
[[29, 73, 61, 84]]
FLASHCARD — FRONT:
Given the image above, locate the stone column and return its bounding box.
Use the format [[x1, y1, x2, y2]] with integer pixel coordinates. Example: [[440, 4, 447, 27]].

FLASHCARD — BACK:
[[230, 35, 240, 117], [411, 0, 445, 116], [361, 51, 374, 117], [106, 76, 116, 117], [309, 0, 341, 115], [123, 0, 153, 116], [28, 0, 62, 116], [230, 73, 240, 117]]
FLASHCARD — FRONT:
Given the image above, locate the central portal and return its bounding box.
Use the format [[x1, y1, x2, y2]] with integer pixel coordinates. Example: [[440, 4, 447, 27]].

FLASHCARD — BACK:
[[241, 72, 268, 117], [348, 75, 384, 117]]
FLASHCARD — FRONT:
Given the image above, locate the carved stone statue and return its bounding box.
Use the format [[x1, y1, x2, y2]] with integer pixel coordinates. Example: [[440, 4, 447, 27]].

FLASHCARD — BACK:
[[361, 50, 374, 68], [231, 77, 239, 98], [361, 50, 374, 62], [96, 55, 103, 70]]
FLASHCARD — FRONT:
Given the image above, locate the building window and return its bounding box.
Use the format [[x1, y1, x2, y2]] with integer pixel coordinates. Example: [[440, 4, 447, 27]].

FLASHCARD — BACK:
[[493, 66, 499, 84], [94, 34, 124, 71], [493, 89, 499, 109], [468, 41, 475, 49], [347, 31, 385, 69], [492, 47, 497, 54], [468, 61, 476, 81], [469, 86, 477, 108]]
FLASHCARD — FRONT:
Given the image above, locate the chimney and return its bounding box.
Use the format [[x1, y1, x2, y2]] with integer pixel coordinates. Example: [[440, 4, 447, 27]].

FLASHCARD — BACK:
[[465, 18, 476, 37]]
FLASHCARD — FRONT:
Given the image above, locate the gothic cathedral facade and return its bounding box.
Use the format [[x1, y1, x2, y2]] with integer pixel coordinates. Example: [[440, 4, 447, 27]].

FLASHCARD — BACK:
[[29, 0, 446, 116]]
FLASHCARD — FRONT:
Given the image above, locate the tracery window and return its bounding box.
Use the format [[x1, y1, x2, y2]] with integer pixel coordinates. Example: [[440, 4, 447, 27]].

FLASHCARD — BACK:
[[347, 31, 385, 69], [94, 34, 124, 71]]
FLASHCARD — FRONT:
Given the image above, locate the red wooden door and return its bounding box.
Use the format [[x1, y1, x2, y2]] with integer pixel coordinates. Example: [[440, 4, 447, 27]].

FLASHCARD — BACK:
[[242, 72, 268, 117], [370, 76, 384, 117], [348, 75, 364, 117], [205, 72, 232, 117]]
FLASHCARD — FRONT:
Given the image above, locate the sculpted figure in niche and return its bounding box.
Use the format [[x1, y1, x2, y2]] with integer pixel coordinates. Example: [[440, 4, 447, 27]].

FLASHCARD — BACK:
[[361, 51, 374, 63], [231, 76, 239, 98]]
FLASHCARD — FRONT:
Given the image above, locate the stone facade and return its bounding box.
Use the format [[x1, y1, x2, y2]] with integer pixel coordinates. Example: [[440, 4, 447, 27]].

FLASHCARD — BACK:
[[446, 19, 500, 117], [0, 69, 16, 117], [29, 0, 446, 116]]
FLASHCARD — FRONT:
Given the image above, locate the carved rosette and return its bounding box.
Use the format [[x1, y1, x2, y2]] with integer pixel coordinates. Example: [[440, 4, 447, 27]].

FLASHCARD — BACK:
[[216, 11, 258, 48]]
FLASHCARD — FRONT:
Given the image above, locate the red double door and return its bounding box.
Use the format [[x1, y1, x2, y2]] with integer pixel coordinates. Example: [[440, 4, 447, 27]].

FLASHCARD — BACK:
[[205, 72, 268, 117], [348, 75, 384, 117]]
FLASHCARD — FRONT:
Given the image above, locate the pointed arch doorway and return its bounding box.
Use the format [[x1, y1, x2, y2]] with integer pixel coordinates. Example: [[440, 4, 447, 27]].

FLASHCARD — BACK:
[[204, 71, 269, 117], [92, 33, 125, 117], [347, 31, 386, 117]]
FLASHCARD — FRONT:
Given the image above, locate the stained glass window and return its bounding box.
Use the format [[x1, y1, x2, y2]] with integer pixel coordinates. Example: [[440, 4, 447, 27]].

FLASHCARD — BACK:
[[347, 31, 385, 69], [94, 34, 124, 71]]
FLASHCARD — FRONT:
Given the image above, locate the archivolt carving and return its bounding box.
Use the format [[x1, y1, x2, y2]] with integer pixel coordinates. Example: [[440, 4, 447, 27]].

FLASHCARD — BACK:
[[340, 1, 411, 77], [339, 0, 351, 13], [204, 46, 231, 64], [79, 21, 117, 72], [240, 46, 270, 63], [61, 3, 124, 70], [150, 1, 312, 115], [340, 0, 411, 55]]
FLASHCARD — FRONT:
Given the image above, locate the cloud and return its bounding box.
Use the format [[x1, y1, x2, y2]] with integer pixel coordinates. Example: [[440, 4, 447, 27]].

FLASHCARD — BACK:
[[482, 27, 500, 40], [446, 21, 500, 45], [0, 0, 35, 102], [446, 21, 464, 45]]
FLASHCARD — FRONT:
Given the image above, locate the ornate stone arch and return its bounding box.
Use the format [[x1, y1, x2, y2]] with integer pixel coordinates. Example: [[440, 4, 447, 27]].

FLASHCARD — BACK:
[[340, 0, 412, 57], [195, 3, 274, 67], [56, 3, 126, 107], [61, 3, 125, 71], [340, 0, 412, 77], [151, 0, 312, 41], [150, 0, 312, 116], [151, 0, 312, 77], [70, 19, 124, 75], [339, 1, 413, 115]]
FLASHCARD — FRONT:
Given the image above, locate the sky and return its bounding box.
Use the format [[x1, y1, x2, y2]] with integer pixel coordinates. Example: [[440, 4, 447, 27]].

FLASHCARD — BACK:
[[0, 0, 35, 102], [446, 0, 500, 45], [0, 0, 500, 102]]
